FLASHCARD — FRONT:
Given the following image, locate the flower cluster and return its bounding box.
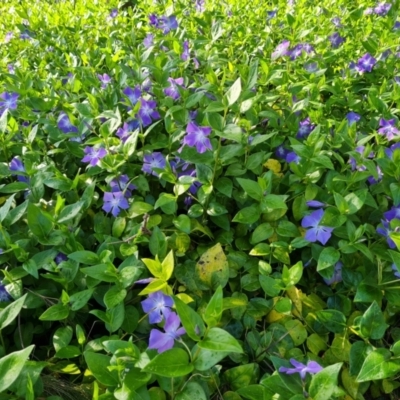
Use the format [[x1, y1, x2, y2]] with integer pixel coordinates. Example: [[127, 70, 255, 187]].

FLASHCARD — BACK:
[[141, 291, 185, 353]]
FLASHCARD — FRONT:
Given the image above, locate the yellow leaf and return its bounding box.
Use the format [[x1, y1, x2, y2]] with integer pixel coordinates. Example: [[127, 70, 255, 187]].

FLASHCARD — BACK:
[[138, 279, 167, 295], [175, 293, 194, 304], [285, 286, 302, 317], [195, 243, 229, 290], [264, 159, 283, 177], [161, 250, 174, 281]]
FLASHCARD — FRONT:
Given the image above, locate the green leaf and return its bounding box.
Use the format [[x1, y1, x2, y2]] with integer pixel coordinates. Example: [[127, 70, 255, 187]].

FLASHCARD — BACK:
[[53, 326, 73, 352], [360, 301, 389, 340], [175, 382, 207, 400], [315, 309, 346, 333], [232, 205, 261, 224], [251, 223, 274, 244], [344, 189, 367, 214], [309, 363, 342, 400], [281, 261, 303, 288], [39, 304, 69, 321], [104, 286, 127, 309], [69, 289, 94, 311], [27, 203, 53, 238], [0, 194, 16, 222], [57, 201, 84, 223], [68, 251, 99, 265], [81, 264, 119, 282], [174, 296, 205, 341], [225, 78, 242, 106], [198, 327, 243, 353], [0, 294, 27, 330], [173, 215, 191, 234], [317, 247, 340, 272], [203, 286, 223, 327], [261, 194, 287, 212], [192, 345, 230, 371], [84, 351, 119, 386], [143, 348, 193, 377], [0, 345, 34, 392], [236, 178, 263, 201], [357, 348, 400, 382]]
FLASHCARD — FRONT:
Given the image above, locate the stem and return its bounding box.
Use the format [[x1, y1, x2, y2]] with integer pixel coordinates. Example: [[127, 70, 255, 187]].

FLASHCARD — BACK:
[[0, 331, 5, 352], [178, 339, 193, 362]]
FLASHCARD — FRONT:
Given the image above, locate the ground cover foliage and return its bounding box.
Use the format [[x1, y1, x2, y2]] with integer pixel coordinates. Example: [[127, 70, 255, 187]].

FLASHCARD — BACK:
[[1, 0, 400, 398]]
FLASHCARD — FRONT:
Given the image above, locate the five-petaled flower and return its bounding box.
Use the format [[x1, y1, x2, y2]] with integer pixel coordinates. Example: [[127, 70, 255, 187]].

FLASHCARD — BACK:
[[148, 311, 186, 353], [301, 209, 334, 245], [102, 191, 129, 217], [81, 146, 107, 166], [356, 53, 377, 73], [116, 120, 140, 142], [272, 40, 290, 60], [0, 92, 19, 114], [58, 112, 78, 133], [110, 175, 136, 198], [164, 77, 184, 100], [9, 157, 29, 183], [143, 33, 154, 48], [98, 73, 111, 89], [142, 152, 166, 177], [141, 291, 174, 324], [329, 32, 345, 48], [376, 220, 397, 249], [137, 98, 160, 127], [159, 16, 178, 34], [377, 118, 400, 140], [346, 111, 361, 126], [109, 8, 118, 18], [279, 359, 323, 380], [123, 86, 142, 108], [180, 122, 212, 154], [296, 117, 315, 139]]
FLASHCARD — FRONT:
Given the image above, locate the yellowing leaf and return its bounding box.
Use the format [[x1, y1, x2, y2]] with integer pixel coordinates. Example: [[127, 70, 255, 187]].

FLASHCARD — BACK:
[[138, 279, 167, 295], [161, 250, 174, 281], [195, 243, 229, 290], [175, 293, 194, 304], [264, 159, 283, 177], [285, 286, 302, 317]]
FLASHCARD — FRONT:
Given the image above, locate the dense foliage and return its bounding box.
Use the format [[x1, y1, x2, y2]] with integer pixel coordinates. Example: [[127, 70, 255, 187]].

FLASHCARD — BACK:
[[1, 0, 400, 398]]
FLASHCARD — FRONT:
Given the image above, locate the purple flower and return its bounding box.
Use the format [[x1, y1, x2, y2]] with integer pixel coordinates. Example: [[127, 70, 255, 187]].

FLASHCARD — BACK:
[[142, 152, 166, 177], [302, 209, 334, 245], [275, 145, 290, 160], [181, 40, 190, 61], [148, 311, 186, 353], [20, 30, 32, 40], [385, 142, 400, 159], [98, 73, 111, 89], [164, 77, 184, 100], [331, 17, 342, 27], [143, 33, 154, 48], [380, 49, 392, 61], [62, 72, 73, 85], [141, 291, 174, 324], [304, 62, 318, 73], [149, 14, 159, 28], [392, 264, 400, 278], [137, 98, 160, 127], [116, 120, 140, 142], [378, 118, 400, 140], [394, 21, 400, 30], [7, 64, 15, 74], [279, 359, 323, 380], [58, 112, 78, 134], [159, 16, 178, 34], [102, 191, 129, 217], [296, 117, 315, 139], [267, 10, 277, 20], [323, 261, 343, 285], [286, 151, 301, 164], [109, 8, 118, 18], [9, 157, 29, 183], [367, 166, 383, 185], [329, 32, 345, 48], [195, 0, 205, 12], [55, 253, 68, 265], [307, 200, 326, 208], [302, 43, 314, 54], [356, 53, 377, 73], [81, 146, 107, 166], [272, 40, 290, 60], [180, 122, 212, 154], [0, 283, 10, 302], [348, 146, 373, 171], [376, 220, 396, 249], [123, 86, 142, 107], [384, 205, 400, 222], [346, 112, 361, 126], [0, 92, 19, 113], [193, 58, 200, 69], [374, 2, 391, 16], [289, 44, 304, 60], [4, 32, 13, 43], [110, 175, 136, 198]]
